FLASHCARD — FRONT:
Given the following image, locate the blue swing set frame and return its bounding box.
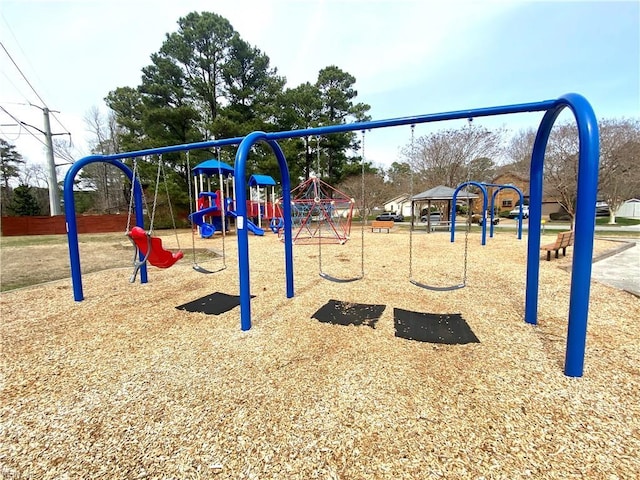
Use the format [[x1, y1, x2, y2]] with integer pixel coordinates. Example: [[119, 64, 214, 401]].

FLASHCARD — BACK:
[[64, 93, 599, 377]]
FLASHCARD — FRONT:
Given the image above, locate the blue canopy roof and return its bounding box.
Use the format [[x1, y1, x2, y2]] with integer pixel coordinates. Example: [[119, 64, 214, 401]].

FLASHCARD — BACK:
[[248, 174, 277, 187], [192, 159, 234, 177]]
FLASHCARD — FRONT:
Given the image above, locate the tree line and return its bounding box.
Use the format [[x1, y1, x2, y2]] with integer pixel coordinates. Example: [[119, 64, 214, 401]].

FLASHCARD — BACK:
[[1, 11, 638, 224]]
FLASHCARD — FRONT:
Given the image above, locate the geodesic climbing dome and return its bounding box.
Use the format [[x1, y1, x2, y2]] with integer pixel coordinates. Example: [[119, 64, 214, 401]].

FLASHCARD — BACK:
[[288, 176, 355, 245]]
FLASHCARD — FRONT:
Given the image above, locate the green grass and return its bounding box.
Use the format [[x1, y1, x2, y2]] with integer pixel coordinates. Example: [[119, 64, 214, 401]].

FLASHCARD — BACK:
[[0, 229, 193, 248], [0, 232, 126, 248], [595, 216, 640, 226]]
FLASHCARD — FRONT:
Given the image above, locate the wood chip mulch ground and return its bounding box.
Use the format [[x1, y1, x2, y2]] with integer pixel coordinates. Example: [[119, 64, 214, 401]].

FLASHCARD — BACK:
[[1, 229, 639, 479]]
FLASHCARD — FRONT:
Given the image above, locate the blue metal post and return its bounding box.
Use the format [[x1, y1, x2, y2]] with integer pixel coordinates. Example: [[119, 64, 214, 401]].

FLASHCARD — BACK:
[[523, 93, 599, 377], [525, 109, 559, 326], [268, 140, 295, 299], [234, 132, 268, 331], [562, 93, 600, 377]]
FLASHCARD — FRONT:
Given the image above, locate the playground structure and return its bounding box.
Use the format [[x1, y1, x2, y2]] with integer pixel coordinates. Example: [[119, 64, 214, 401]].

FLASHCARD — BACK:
[[189, 159, 268, 238], [64, 93, 600, 378], [190, 159, 233, 238], [247, 174, 283, 233], [288, 176, 356, 245]]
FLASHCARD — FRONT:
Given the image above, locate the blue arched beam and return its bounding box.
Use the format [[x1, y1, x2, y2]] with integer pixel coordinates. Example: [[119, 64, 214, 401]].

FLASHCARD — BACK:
[[234, 134, 294, 331], [63, 156, 146, 301], [484, 184, 524, 239], [524, 93, 599, 377], [450, 182, 488, 245]]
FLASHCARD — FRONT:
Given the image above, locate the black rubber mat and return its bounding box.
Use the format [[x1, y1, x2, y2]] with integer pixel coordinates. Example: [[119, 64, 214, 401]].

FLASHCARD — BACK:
[[312, 299, 386, 329], [393, 308, 480, 344], [176, 292, 254, 315]]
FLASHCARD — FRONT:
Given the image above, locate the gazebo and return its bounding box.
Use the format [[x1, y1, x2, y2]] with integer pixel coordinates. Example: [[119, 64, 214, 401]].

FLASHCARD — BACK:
[[411, 185, 478, 231]]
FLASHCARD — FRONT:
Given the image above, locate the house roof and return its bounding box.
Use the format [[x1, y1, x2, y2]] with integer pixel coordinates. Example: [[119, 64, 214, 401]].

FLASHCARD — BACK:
[[383, 194, 410, 204], [411, 185, 478, 201], [492, 167, 529, 183]]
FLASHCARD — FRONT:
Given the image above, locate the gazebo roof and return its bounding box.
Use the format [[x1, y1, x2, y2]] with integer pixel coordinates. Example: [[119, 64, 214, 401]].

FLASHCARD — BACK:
[[411, 185, 478, 201]]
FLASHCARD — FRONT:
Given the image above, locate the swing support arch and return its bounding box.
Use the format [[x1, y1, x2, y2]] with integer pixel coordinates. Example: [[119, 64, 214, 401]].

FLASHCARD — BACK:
[[64, 94, 599, 377], [64, 157, 148, 296]]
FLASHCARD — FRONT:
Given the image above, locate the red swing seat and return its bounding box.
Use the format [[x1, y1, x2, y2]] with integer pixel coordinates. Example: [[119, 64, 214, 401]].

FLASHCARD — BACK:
[[128, 226, 184, 268]]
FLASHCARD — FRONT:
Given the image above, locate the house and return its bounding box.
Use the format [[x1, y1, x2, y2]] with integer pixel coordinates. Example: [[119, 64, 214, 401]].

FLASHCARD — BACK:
[[616, 198, 640, 219], [382, 194, 412, 218], [490, 171, 529, 211], [490, 170, 564, 218]]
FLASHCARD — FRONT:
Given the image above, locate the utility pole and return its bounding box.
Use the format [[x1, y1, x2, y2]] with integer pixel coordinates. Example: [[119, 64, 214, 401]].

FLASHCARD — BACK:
[[43, 107, 61, 215], [15, 105, 68, 216]]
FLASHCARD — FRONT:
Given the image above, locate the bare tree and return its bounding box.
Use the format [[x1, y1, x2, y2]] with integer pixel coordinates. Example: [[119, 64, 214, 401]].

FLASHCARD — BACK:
[[544, 118, 640, 225], [337, 172, 390, 220], [85, 106, 122, 155], [505, 127, 537, 176], [385, 161, 412, 197], [543, 122, 580, 223], [597, 118, 640, 223], [21, 163, 49, 188], [81, 107, 127, 213], [409, 124, 504, 188]]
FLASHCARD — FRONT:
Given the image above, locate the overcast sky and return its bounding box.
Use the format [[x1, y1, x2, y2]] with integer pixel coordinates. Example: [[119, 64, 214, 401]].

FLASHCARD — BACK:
[[1, 0, 638, 177]]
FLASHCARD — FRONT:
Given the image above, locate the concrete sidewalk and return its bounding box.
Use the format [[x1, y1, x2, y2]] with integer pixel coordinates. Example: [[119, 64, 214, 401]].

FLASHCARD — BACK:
[[590, 239, 640, 298]]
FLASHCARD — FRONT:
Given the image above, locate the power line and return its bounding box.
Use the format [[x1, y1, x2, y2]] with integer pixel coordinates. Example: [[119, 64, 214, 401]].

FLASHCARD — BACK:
[[0, 105, 48, 148], [0, 40, 72, 136], [1, 70, 32, 104], [1, 12, 46, 94], [0, 123, 24, 141], [0, 40, 48, 108]]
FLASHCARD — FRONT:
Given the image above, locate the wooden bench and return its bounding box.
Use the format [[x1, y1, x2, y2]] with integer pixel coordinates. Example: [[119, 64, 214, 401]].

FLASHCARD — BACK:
[[371, 220, 394, 233], [429, 221, 452, 232], [541, 231, 574, 261]]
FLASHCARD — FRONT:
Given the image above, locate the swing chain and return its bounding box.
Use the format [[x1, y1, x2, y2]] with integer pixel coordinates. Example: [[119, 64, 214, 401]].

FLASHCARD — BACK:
[[315, 130, 365, 283], [125, 158, 138, 234], [148, 155, 163, 235], [159, 155, 181, 250], [463, 199, 471, 285], [126, 157, 151, 233], [461, 117, 474, 285]]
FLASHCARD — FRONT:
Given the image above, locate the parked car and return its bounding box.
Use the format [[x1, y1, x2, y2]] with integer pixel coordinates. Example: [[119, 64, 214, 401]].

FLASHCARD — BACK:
[[420, 213, 442, 223], [596, 201, 609, 217], [508, 205, 529, 219], [376, 212, 404, 222]]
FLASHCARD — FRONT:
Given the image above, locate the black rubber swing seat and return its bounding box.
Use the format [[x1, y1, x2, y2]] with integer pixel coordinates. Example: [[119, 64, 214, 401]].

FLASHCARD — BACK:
[[410, 279, 465, 292]]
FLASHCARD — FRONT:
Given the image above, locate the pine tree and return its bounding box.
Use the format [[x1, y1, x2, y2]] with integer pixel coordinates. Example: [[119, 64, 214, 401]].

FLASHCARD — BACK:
[[8, 184, 42, 216]]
